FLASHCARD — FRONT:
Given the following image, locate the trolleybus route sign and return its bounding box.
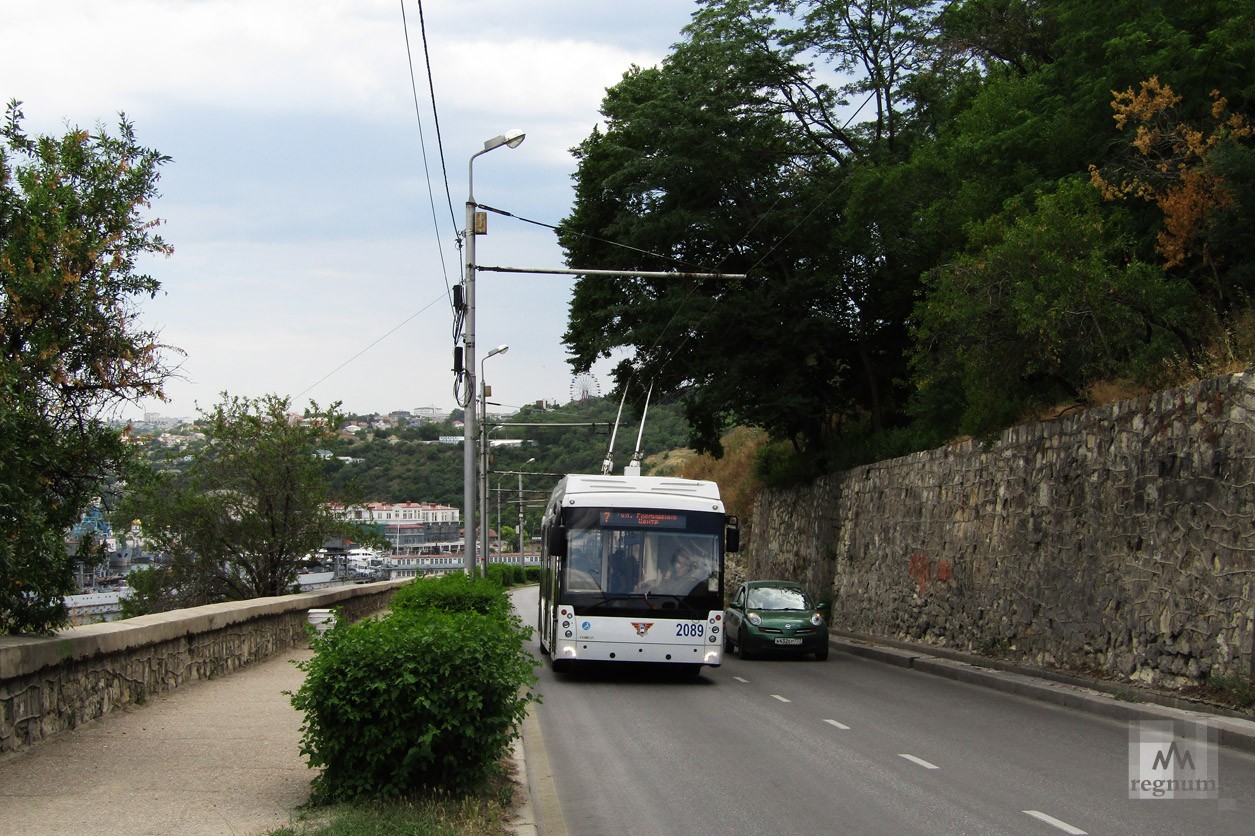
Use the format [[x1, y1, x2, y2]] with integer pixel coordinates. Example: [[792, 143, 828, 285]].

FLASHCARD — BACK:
[[600, 511, 685, 528]]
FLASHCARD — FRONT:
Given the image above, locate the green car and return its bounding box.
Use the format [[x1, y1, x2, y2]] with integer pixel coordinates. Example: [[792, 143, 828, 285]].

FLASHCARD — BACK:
[[725, 580, 830, 661]]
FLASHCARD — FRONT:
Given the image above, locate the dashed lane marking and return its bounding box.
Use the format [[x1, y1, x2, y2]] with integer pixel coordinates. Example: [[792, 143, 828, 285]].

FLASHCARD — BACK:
[[771, 694, 791, 703], [823, 719, 850, 730], [1023, 810, 1087, 835], [733, 676, 749, 683], [897, 753, 939, 770]]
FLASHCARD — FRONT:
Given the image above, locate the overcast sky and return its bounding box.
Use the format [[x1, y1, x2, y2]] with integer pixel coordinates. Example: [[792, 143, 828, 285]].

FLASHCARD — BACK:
[[5, 0, 698, 420]]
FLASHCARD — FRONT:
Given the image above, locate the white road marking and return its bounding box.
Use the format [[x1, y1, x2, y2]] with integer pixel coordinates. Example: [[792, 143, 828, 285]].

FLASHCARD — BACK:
[[823, 719, 850, 730], [771, 694, 791, 703], [733, 676, 749, 683], [1023, 810, 1087, 835], [897, 753, 939, 770]]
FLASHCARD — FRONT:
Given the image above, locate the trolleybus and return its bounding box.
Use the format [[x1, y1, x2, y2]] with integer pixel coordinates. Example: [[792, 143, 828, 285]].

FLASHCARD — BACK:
[[537, 471, 739, 673]]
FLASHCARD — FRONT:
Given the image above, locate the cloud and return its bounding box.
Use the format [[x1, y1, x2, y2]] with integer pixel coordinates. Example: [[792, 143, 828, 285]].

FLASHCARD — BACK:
[[3, 0, 694, 419]]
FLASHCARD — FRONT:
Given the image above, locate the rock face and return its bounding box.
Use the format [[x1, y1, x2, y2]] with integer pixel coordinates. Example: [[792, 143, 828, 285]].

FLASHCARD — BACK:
[[739, 370, 1255, 691]]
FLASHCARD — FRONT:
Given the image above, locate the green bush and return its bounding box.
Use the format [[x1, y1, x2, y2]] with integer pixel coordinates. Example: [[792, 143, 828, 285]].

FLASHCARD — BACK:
[[390, 571, 509, 618], [524, 567, 540, 583], [291, 608, 537, 803], [485, 563, 513, 588]]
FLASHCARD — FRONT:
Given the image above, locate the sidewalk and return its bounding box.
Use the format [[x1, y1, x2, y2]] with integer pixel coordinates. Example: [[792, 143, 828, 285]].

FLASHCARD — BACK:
[[0, 645, 317, 836]]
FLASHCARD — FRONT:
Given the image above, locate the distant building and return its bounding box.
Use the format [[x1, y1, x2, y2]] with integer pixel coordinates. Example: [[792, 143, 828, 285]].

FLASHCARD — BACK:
[[331, 501, 460, 554], [411, 406, 449, 422]]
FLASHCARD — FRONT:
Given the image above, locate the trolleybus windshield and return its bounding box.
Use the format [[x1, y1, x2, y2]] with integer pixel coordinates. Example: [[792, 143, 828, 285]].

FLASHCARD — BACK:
[[561, 507, 723, 610]]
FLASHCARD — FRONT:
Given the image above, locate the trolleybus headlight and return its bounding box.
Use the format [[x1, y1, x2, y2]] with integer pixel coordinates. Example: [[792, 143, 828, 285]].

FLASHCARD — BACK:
[[747, 612, 762, 626]]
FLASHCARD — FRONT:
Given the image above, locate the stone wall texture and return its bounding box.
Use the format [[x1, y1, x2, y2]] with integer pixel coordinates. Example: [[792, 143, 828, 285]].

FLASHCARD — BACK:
[[740, 370, 1255, 691], [0, 580, 407, 754]]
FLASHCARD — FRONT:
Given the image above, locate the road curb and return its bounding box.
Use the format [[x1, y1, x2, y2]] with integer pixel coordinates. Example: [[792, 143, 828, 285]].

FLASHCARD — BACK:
[[831, 636, 1255, 756], [513, 702, 569, 836]]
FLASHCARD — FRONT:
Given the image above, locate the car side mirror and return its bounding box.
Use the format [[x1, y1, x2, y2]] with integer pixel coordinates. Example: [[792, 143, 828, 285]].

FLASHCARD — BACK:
[[817, 601, 830, 613]]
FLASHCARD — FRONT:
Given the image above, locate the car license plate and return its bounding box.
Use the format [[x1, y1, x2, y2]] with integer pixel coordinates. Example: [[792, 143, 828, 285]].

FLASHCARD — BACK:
[[774, 637, 803, 645]]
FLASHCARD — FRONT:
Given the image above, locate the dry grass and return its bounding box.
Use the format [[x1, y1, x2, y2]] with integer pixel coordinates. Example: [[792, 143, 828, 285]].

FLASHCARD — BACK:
[[671, 426, 770, 520]]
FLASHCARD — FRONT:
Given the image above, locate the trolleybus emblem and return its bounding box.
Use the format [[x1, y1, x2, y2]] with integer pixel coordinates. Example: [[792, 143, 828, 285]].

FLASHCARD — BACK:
[[630, 621, 654, 637]]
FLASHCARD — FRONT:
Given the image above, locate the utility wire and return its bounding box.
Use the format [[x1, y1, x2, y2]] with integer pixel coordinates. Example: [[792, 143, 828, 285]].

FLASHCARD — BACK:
[[558, 87, 882, 423], [295, 291, 450, 402], [414, 0, 460, 237], [290, 5, 478, 411], [400, 0, 452, 295]]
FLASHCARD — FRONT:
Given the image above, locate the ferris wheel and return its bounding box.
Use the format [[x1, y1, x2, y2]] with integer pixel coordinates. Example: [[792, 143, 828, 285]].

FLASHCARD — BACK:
[[569, 372, 601, 404]]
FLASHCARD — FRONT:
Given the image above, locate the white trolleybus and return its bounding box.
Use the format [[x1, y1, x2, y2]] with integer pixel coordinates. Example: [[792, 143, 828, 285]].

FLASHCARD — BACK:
[[537, 469, 740, 674]]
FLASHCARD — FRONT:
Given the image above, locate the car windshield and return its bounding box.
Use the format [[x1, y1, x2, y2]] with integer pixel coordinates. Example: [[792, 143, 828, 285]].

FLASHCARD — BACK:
[[747, 586, 811, 610]]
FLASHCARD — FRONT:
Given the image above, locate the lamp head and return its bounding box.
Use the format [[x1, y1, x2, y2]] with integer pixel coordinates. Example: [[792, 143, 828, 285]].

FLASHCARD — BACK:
[[486, 344, 509, 359], [484, 129, 526, 152]]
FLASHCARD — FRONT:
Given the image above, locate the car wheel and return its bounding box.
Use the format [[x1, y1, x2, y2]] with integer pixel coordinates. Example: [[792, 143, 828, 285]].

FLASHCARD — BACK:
[[814, 643, 829, 661], [737, 629, 753, 660]]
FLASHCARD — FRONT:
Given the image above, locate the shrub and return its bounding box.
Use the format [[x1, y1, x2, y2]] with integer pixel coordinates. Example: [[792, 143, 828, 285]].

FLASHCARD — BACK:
[[291, 608, 537, 803], [390, 571, 509, 619], [524, 567, 540, 583], [485, 563, 513, 588]]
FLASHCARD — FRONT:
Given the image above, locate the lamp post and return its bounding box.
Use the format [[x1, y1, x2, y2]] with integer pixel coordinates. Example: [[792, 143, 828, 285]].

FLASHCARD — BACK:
[[480, 344, 509, 575], [462, 130, 525, 576], [519, 457, 535, 571]]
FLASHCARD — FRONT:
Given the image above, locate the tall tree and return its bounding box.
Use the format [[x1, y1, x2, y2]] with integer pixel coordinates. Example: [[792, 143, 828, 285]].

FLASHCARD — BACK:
[[120, 395, 377, 613], [0, 101, 175, 634], [561, 1, 946, 461]]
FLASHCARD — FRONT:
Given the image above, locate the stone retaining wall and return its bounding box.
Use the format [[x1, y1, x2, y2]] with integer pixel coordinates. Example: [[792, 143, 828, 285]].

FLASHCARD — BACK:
[[0, 580, 408, 755], [741, 371, 1255, 691]]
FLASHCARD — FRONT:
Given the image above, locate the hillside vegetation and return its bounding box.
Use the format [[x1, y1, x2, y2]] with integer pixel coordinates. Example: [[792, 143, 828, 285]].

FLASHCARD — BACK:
[[559, 0, 1255, 480], [325, 397, 698, 527]]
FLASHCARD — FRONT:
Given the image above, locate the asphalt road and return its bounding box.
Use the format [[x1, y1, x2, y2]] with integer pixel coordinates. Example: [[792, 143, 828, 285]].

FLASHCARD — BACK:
[[513, 586, 1255, 836]]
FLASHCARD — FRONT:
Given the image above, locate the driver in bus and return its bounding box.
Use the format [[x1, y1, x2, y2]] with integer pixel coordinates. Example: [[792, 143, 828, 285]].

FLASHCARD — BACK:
[[644, 547, 707, 595]]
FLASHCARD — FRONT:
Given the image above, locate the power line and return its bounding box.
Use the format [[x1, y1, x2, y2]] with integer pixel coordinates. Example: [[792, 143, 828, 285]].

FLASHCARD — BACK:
[[399, 0, 453, 299], [294, 291, 449, 402]]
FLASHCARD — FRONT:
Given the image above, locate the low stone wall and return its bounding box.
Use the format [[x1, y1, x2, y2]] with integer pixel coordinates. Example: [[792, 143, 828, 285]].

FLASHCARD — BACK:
[[742, 370, 1255, 691], [0, 579, 408, 755]]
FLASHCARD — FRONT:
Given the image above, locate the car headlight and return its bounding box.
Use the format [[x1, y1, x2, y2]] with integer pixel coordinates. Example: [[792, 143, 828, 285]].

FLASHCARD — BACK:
[[811, 613, 825, 626], [747, 612, 761, 626]]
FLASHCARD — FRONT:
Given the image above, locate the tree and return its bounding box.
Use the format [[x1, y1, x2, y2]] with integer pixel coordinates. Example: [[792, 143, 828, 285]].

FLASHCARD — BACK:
[[560, 4, 945, 462], [910, 178, 1200, 437], [1, 101, 176, 634], [1090, 78, 1255, 309], [119, 394, 378, 613]]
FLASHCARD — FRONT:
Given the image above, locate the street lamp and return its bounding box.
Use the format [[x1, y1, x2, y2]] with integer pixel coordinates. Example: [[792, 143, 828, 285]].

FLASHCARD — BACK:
[[462, 130, 525, 576], [519, 457, 535, 572], [480, 344, 509, 575]]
